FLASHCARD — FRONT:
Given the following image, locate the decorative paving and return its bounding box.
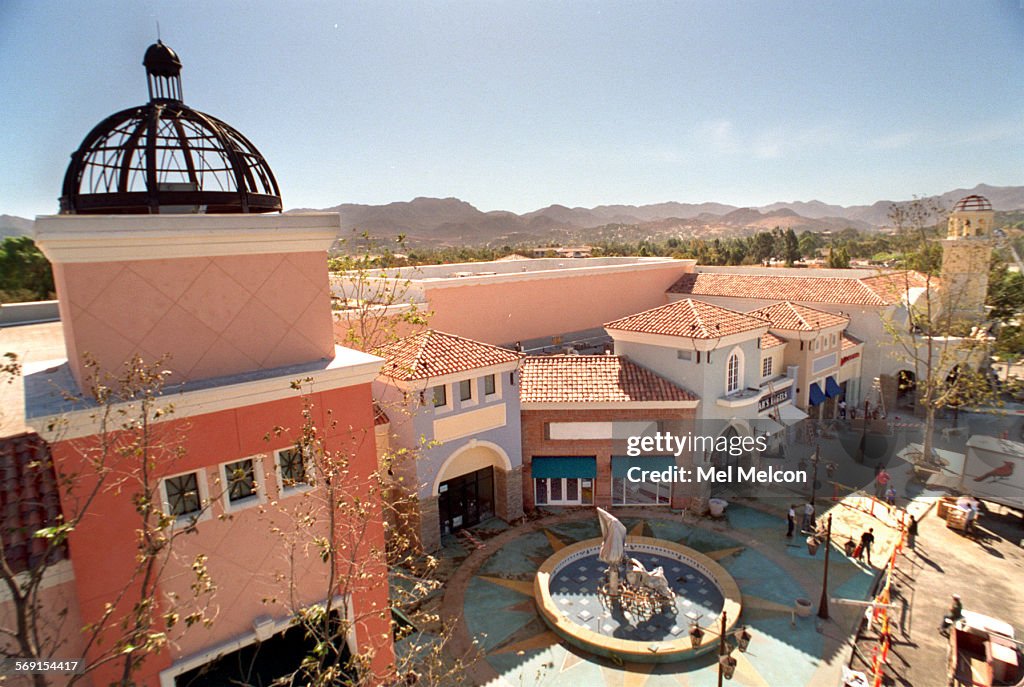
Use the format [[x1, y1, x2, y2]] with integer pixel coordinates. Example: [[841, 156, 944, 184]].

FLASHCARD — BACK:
[[446, 505, 877, 687]]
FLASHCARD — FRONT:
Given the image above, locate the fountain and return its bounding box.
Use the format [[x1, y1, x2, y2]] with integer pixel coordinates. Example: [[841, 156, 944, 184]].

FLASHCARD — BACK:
[[533, 509, 743, 663]]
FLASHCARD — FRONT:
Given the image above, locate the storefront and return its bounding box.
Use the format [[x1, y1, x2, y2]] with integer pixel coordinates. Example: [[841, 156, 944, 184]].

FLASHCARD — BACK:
[[531, 456, 596, 506], [610, 455, 674, 505], [438, 465, 495, 535]]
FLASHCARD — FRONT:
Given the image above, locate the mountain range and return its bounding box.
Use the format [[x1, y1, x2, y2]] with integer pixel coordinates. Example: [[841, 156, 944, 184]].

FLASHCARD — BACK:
[[4, 184, 1023, 248]]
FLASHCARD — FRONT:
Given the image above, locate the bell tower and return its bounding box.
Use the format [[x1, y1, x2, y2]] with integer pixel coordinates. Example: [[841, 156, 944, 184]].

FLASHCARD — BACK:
[[940, 194, 993, 328]]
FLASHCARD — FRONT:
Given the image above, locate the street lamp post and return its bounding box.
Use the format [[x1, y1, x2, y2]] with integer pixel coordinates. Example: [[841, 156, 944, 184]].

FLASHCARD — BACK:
[[817, 514, 833, 620], [718, 610, 727, 687], [809, 445, 821, 505], [858, 398, 870, 463]]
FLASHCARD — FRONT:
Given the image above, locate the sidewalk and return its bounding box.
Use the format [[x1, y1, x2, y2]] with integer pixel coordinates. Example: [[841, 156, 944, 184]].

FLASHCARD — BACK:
[[848, 501, 1024, 685]]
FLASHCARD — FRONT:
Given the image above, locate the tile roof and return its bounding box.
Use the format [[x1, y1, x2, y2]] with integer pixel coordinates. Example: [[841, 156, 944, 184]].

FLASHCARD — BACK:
[[841, 333, 864, 351], [373, 329, 521, 381], [858, 271, 935, 303], [373, 402, 390, 426], [667, 272, 921, 306], [0, 432, 66, 574], [605, 299, 767, 339], [761, 332, 787, 349], [520, 355, 697, 404], [749, 302, 849, 331]]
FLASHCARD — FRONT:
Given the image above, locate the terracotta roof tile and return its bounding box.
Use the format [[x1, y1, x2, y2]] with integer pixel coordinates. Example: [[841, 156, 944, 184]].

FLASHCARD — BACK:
[[374, 330, 521, 381], [520, 355, 697, 404], [761, 332, 787, 349], [841, 333, 864, 351], [858, 271, 934, 303], [749, 302, 849, 331], [605, 299, 767, 339], [0, 432, 66, 574], [372, 402, 390, 426], [668, 273, 891, 305]]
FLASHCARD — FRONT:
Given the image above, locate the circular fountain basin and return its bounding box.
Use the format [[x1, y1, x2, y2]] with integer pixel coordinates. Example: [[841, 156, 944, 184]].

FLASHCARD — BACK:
[[534, 536, 742, 663]]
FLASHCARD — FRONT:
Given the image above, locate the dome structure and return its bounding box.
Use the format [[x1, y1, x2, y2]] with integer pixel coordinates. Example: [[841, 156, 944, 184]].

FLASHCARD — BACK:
[[952, 194, 992, 213], [60, 41, 282, 215]]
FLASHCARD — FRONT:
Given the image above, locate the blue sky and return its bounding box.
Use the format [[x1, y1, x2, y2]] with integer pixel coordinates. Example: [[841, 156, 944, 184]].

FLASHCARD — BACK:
[[1, 1, 1022, 218]]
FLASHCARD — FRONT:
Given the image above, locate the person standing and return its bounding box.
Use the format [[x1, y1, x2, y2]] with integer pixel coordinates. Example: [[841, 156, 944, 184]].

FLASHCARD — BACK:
[[786, 505, 796, 538], [875, 468, 890, 499], [907, 515, 918, 549], [838, 399, 847, 419], [860, 528, 875, 566], [802, 501, 815, 533]]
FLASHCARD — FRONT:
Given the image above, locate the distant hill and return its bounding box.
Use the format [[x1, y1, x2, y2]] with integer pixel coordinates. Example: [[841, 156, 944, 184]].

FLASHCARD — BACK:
[[0, 215, 34, 240], [6, 184, 1023, 249], [289, 184, 1024, 248]]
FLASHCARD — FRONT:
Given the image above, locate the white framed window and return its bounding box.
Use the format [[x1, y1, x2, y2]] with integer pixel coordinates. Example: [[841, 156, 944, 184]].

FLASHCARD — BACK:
[[762, 356, 773, 378], [484, 374, 497, 397], [534, 478, 593, 506], [275, 446, 314, 494], [161, 469, 210, 527], [831, 333, 837, 347], [432, 384, 447, 408], [221, 457, 264, 512], [726, 347, 743, 395], [458, 379, 473, 402]]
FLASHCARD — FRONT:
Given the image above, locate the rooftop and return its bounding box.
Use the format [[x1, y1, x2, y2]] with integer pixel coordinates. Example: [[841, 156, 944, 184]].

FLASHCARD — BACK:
[[0, 432, 66, 574], [841, 332, 864, 351], [520, 355, 696, 404], [668, 270, 933, 306], [605, 298, 768, 340], [374, 329, 521, 381], [761, 332, 787, 349], [749, 301, 850, 331]]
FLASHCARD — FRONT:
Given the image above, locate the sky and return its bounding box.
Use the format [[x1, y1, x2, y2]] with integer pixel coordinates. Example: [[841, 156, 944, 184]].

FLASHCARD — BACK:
[[1, 1, 1022, 218]]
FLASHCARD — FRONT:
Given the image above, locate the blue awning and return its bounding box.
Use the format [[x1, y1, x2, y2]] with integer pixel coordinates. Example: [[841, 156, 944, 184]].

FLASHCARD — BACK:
[[611, 455, 676, 479], [531, 456, 596, 479], [809, 382, 826, 406], [825, 376, 842, 398]]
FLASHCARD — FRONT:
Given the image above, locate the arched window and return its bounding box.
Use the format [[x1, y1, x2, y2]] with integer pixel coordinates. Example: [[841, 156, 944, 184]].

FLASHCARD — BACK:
[[726, 351, 741, 394]]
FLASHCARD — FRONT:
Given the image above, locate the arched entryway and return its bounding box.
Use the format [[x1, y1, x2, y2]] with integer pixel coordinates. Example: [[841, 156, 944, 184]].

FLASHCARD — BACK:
[[434, 442, 512, 537]]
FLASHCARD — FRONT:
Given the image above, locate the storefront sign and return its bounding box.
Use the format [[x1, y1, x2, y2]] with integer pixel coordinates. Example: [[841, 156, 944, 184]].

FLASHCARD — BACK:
[[758, 388, 790, 411]]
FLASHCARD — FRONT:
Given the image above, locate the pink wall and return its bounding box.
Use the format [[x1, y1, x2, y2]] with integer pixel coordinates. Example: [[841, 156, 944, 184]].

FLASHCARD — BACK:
[[423, 263, 691, 345], [54, 252, 334, 390], [0, 577, 85, 687], [51, 383, 393, 686]]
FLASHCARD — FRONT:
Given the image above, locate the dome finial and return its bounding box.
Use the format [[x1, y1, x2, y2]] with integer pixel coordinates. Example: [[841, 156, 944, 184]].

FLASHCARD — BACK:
[[143, 40, 183, 101]]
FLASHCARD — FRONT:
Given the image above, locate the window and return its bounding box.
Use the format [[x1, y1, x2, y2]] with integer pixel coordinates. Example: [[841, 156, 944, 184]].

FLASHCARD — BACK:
[[726, 353, 740, 394], [164, 472, 202, 519], [432, 385, 447, 408], [677, 350, 692, 361], [459, 379, 473, 402], [534, 478, 593, 506], [762, 356, 773, 378], [484, 374, 496, 396], [277, 447, 311, 490], [612, 476, 670, 506], [225, 459, 257, 503]]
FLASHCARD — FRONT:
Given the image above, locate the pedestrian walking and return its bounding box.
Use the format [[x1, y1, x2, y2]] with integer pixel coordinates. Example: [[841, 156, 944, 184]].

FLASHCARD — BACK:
[[786, 505, 796, 537], [801, 501, 815, 533], [885, 485, 897, 506], [907, 515, 918, 549], [838, 399, 847, 419], [859, 528, 875, 566]]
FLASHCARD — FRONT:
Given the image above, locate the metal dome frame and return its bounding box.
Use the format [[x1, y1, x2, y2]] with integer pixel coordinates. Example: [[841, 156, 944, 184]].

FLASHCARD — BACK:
[[952, 195, 992, 213], [59, 43, 282, 215]]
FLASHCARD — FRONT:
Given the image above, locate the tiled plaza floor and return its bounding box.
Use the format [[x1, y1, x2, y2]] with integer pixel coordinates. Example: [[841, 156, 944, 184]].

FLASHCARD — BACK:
[[443, 505, 878, 687]]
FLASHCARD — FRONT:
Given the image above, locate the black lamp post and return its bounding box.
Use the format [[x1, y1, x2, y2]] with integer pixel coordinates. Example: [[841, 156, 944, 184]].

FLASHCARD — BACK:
[[717, 610, 729, 686], [858, 398, 870, 463], [817, 514, 833, 620], [809, 445, 821, 505]]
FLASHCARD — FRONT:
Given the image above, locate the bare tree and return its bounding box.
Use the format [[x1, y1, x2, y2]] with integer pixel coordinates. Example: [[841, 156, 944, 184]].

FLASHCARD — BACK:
[[0, 355, 218, 686], [883, 199, 996, 470]]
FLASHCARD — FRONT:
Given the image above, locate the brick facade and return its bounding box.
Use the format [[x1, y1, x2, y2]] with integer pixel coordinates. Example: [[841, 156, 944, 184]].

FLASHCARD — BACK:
[[495, 465, 525, 522], [521, 407, 698, 510]]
